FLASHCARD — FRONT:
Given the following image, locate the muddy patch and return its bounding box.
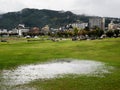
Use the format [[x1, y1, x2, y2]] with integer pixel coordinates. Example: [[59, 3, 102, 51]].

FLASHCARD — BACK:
[[1, 59, 113, 86]]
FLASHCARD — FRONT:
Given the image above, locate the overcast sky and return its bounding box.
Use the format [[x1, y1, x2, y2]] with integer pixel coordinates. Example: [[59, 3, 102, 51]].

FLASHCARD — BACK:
[[0, 0, 120, 17]]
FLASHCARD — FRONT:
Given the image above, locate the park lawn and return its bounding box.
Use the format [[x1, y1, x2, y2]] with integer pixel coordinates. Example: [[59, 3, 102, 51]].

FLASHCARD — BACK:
[[0, 38, 120, 90]]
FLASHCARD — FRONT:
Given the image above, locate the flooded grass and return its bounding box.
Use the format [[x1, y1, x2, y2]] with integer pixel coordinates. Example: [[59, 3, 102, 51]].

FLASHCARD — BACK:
[[1, 59, 113, 86], [0, 38, 120, 90]]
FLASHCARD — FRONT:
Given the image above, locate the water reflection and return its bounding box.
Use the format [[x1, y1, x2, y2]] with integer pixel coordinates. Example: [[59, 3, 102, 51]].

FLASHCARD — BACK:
[[0, 59, 113, 89]]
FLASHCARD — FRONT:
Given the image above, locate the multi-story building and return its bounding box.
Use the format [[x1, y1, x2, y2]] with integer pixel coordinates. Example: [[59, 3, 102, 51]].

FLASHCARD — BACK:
[[71, 23, 88, 29], [108, 20, 120, 30], [41, 25, 50, 34], [16, 24, 29, 36], [89, 17, 105, 30]]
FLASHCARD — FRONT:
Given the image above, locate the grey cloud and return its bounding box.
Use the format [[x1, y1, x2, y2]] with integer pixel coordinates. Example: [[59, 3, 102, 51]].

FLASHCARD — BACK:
[[0, 0, 120, 17], [72, 0, 120, 17], [0, 0, 26, 12]]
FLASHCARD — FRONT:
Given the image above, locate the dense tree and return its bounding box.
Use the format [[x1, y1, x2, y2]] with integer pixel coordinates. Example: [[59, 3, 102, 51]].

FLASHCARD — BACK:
[[74, 28, 79, 36], [84, 26, 89, 31], [0, 8, 79, 29], [96, 29, 104, 37], [78, 30, 87, 36], [114, 29, 119, 37], [106, 30, 114, 37]]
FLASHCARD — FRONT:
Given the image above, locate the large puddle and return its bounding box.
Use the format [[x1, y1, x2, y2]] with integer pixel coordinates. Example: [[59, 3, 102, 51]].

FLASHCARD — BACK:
[[0, 59, 113, 86]]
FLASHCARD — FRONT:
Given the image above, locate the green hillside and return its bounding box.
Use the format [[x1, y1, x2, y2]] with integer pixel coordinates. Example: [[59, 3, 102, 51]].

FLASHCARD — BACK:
[[0, 8, 120, 29]]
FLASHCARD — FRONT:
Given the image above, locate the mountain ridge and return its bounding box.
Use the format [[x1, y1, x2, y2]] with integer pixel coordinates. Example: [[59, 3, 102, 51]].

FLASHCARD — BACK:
[[0, 8, 119, 30]]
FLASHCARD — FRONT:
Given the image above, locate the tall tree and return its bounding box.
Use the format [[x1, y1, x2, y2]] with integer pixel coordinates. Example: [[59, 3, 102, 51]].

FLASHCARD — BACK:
[[114, 29, 119, 37], [74, 28, 79, 36]]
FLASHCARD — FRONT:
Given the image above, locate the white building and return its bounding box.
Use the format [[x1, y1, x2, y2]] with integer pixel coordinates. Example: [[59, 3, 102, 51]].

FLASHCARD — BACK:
[[2, 29, 8, 33], [89, 17, 105, 30], [13, 24, 29, 36], [0, 29, 2, 33], [0, 29, 8, 33], [108, 20, 120, 30], [8, 30, 13, 33], [41, 25, 50, 34], [12, 28, 18, 33], [71, 23, 88, 29]]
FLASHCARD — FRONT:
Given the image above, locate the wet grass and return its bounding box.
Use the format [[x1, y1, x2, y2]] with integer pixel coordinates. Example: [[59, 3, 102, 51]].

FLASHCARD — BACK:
[[0, 38, 120, 90]]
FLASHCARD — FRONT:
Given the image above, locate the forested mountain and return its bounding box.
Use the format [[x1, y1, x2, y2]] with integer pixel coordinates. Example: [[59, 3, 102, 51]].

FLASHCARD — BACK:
[[0, 8, 119, 30]]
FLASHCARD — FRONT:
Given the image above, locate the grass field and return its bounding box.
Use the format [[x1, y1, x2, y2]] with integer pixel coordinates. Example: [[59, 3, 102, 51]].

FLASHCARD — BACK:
[[0, 37, 120, 90]]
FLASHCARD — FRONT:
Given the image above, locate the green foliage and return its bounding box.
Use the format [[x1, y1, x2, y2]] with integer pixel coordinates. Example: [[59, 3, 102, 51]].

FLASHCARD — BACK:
[[91, 26, 104, 37], [74, 28, 79, 36], [114, 29, 119, 37], [106, 30, 114, 37], [78, 30, 87, 36], [96, 29, 104, 37], [56, 31, 73, 38], [0, 8, 78, 29], [87, 30, 96, 37]]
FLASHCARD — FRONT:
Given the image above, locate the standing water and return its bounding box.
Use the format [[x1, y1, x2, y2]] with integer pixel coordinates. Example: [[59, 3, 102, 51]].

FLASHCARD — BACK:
[[0, 59, 113, 86]]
